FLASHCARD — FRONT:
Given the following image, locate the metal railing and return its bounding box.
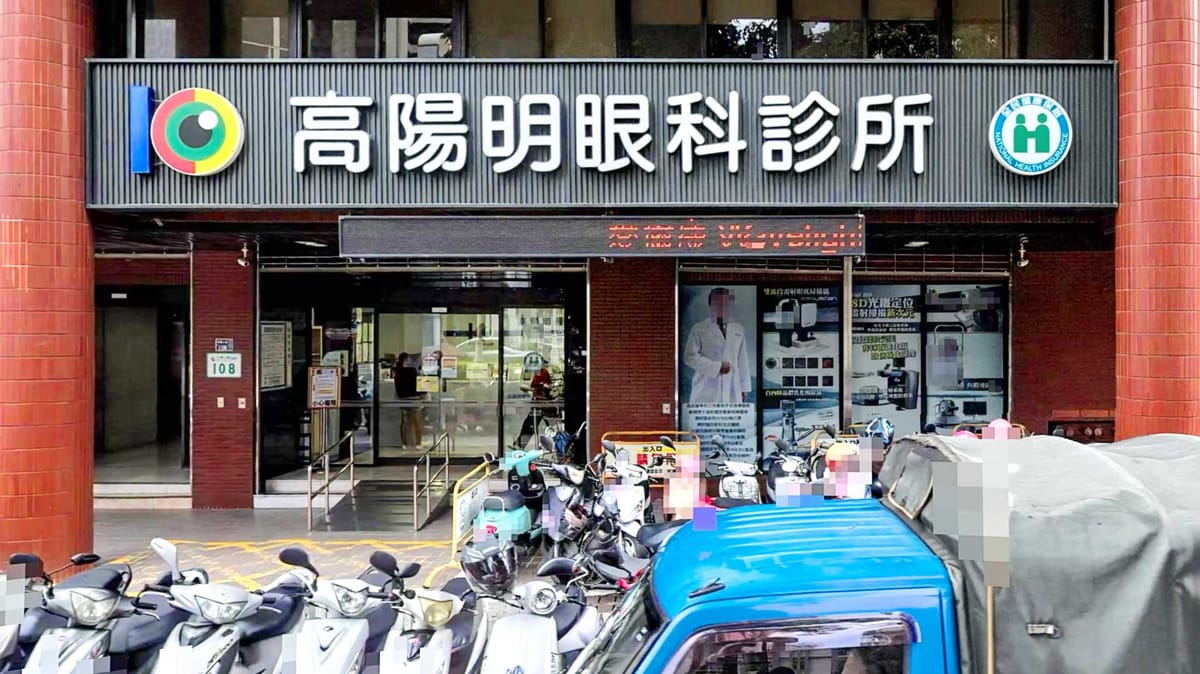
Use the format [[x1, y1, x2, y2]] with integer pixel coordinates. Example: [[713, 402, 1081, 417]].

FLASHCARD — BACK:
[[423, 456, 496, 589], [412, 433, 452, 531], [306, 430, 356, 530]]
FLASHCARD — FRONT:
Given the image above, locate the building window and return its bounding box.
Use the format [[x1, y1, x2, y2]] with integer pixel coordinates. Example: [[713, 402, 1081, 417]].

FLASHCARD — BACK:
[[305, 0, 376, 58], [467, 0, 541, 57], [545, 0, 617, 57], [630, 0, 703, 58], [707, 0, 778, 58], [382, 0, 454, 57], [867, 0, 938, 58], [225, 0, 290, 58], [1025, 0, 1102, 58], [141, 0, 212, 57], [793, 1, 864, 57], [951, 0, 1005, 58]]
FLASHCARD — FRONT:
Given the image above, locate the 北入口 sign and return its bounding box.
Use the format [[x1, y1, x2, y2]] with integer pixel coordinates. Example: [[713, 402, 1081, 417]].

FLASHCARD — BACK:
[[87, 60, 1116, 210]]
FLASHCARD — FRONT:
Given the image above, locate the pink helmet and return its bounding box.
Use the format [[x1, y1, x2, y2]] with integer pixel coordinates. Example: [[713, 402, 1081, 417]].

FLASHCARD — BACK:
[[953, 430, 977, 438]]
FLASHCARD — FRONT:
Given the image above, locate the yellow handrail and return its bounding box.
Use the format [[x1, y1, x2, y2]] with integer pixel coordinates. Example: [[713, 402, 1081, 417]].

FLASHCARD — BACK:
[[422, 457, 497, 589]]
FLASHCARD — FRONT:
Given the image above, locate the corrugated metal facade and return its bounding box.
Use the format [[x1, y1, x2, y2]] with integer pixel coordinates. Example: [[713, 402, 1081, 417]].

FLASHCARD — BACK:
[[86, 59, 1116, 210]]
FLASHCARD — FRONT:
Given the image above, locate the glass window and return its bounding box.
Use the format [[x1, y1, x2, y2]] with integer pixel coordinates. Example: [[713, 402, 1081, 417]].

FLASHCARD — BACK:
[[707, 0, 778, 58], [142, 0, 212, 57], [223, 0, 290, 58], [793, 0, 864, 57], [305, 0, 375, 58], [630, 0, 702, 58], [545, 0, 617, 57], [667, 615, 914, 674], [382, 0, 454, 58], [1025, 0, 1102, 58], [867, 0, 938, 58], [952, 0, 1003, 58], [468, 0, 540, 57]]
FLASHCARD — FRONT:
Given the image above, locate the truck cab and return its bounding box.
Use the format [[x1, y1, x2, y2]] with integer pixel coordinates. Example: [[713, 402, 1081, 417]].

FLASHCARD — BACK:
[[568, 499, 958, 674]]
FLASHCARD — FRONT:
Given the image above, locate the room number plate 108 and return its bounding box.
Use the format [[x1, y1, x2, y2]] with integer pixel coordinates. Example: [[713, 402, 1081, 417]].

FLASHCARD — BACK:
[[206, 353, 242, 378]]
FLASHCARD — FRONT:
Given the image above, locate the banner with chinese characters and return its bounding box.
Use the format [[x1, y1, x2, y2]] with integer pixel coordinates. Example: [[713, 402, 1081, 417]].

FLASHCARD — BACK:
[[924, 283, 1008, 433], [89, 62, 1116, 210], [679, 285, 759, 467], [759, 286, 841, 455], [850, 285, 923, 437]]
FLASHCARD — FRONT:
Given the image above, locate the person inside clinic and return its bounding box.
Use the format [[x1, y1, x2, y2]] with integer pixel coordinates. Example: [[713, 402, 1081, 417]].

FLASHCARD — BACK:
[[684, 287, 752, 404]]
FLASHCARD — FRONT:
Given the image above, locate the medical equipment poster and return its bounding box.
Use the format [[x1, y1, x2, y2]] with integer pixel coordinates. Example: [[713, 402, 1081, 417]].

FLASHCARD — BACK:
[[924, 284, 1007, 433], [759, 285, 840, 455], [851, 285, 923, 437], [679, 285, 759, 466]]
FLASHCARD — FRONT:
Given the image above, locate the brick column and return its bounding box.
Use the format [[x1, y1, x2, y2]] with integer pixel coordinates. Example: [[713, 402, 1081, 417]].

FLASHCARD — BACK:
[[1114, 0, 1200, 437], [588, 258, 677, 454], [0, 1, 94, 566], [191, 250, 256, 508]]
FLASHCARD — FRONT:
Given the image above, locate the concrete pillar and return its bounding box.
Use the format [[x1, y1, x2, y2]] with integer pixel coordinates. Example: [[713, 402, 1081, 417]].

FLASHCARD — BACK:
[[1114, 0, 1200, 437], [0, 1, 95, 565]]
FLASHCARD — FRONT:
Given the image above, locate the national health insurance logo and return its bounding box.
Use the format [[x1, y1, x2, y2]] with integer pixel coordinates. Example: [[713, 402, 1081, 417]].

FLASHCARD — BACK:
[[129, 86, 246, 176], [988, 93, 1072, 176]]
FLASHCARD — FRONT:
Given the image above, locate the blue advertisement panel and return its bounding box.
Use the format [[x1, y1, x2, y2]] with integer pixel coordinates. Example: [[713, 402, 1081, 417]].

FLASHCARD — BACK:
[[850, 285, 924, 437], [680, 285, 759, 466], [759, 286, 841, 454], [924, 283, 1007, 433]]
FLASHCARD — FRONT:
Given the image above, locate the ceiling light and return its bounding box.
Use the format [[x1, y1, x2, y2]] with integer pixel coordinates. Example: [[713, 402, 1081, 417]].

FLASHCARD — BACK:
[[903, 240, 930, 248], [295, 240, 327, 248]]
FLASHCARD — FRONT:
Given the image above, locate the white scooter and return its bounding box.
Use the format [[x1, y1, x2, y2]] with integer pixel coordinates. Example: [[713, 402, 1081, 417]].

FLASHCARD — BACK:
[[708, 434, 761, 503], [598, 440, 658, 557], [764, 437, 815, 503], [150, 546, 309, 674], [472, 577, 601, 674], [368, 552, 466, 674]]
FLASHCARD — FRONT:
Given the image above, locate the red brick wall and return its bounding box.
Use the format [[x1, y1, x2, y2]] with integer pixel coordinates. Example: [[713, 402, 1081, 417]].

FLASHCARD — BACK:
[[0, 0, 94, 568], [96, 257, 190, 286], [190, 251, 256, 508], [588, 258, 677, 454], [1012, 251, 1116, 435]]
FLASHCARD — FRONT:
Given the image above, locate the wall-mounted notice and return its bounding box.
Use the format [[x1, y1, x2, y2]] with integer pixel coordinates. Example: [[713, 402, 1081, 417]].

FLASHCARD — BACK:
[[759, 286, 841, 453], [260, 321, 293, 391], [851, 285, 922, 437], [309, 366, 341, 409], [679, 285, 758, 467], [925, 283, 1007, 434]]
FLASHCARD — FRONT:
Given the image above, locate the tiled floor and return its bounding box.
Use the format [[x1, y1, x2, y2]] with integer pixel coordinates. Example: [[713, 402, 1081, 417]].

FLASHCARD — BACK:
[[94, 441, 190, 484]]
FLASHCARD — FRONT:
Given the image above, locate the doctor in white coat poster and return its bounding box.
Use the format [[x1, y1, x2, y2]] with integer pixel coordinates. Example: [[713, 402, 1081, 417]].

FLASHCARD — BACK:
[[684, 287, 752, 404]]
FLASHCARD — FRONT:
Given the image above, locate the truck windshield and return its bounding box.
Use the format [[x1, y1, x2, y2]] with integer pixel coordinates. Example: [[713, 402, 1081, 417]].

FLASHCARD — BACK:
[[569, 573, 664, 674]]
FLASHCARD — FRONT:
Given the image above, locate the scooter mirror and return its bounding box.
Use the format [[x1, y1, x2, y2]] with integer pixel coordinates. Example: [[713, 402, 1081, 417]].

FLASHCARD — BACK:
[[774, 438, 789, 453], [369, 551, 398, 577], [70, 553, 101, 567], [150, 538, 179, 580], [279, 547, 319, 577], [395, 562, 421, 580], [7, 553, 44, 579], [539, 435, 556, 454], [659, 436, 676, 450], [483, 452, 497, 464], [601, 440, 617, 452], [823, 425, 838, 438]]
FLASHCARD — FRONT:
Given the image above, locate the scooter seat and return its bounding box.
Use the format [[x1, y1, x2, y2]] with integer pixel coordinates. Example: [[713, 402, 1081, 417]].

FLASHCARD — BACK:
[[237, 593, 304, 644], [363, 603, 398, 653], [440, 577, 478, 612], [57, 565, 127, 593], [445, 610, 474, 652], [712, 497, 760, 509], [357, 567, 394, 589], [592, 559, 636, 583], [483, 489, 525, 512], [108, 593, 189, 655], [635, 519, 689, 552], [552, 599, 582, 640]]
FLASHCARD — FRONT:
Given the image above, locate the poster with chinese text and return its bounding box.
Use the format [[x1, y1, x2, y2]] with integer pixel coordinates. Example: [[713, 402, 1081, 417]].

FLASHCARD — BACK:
[[851, 285, 922, 437], [924, 283, 1007, 433]]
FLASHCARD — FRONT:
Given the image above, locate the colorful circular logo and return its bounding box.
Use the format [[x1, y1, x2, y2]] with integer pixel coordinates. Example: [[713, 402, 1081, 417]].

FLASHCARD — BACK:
[[150, 88, 245, 176], [989, 93, 1072, 176]]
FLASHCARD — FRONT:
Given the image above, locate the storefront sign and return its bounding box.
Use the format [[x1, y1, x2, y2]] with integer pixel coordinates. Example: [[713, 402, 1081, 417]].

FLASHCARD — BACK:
[[88, 61, 1116, 209], [341, 215, 864, 258], [259, 321, 293, 391], [206, 352, 242, 378], [308, 366, 341, 409]]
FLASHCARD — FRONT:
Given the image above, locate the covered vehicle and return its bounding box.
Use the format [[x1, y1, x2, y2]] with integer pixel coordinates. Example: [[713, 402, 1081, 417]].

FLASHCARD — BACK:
[[568, 432, 1200, 674]]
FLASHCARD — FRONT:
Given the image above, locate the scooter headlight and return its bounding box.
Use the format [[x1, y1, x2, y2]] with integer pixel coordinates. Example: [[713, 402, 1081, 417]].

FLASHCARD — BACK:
[[418, 597, 454, 628], [526, 585, 559, 616], [68, 589, 120, 626], [196, 596, 246, 624], [332, 583, 369, 617]]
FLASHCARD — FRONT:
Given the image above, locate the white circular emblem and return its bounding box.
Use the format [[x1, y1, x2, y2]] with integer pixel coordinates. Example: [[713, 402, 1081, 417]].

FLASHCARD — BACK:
[[988, 93, 1073, 176]]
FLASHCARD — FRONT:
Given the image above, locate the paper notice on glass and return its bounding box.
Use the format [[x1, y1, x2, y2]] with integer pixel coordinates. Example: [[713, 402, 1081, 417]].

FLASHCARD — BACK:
[[416, 376, 439, 393], [260, 321, 292, 391], [441, 356, 458, 379], [309, 366, 341, 409]]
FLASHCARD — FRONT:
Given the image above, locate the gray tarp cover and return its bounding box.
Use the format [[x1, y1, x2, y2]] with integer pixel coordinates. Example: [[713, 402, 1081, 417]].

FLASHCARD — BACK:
[[877, 433, 1200, 674]]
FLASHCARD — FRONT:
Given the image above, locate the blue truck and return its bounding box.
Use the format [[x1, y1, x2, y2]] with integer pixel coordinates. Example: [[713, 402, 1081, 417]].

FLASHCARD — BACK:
[[567, 433, 1200, 674]]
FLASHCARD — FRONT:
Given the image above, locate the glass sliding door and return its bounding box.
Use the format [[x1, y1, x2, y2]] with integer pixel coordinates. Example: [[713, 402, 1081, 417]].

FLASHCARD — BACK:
[[501, 307, 567, 453], [377, 312, 500, 459]]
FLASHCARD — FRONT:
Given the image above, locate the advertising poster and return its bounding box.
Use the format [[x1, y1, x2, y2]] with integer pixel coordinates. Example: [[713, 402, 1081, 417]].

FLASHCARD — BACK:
[[924, 284, 1007, 433], [760, 286, 840, 453], [259, 321, 293, 391], [851, 285, 923, 437], [680, 285, 759, 466]]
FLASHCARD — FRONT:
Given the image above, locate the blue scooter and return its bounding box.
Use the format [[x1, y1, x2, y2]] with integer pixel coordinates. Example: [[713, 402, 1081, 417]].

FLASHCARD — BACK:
[[472, 448, 546, 556]]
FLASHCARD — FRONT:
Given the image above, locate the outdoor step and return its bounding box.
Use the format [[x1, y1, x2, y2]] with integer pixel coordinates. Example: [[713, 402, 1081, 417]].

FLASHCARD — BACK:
[[265, 477, 360, 495], [95, 496, 192, 510], [94, 483, 191, 498]]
